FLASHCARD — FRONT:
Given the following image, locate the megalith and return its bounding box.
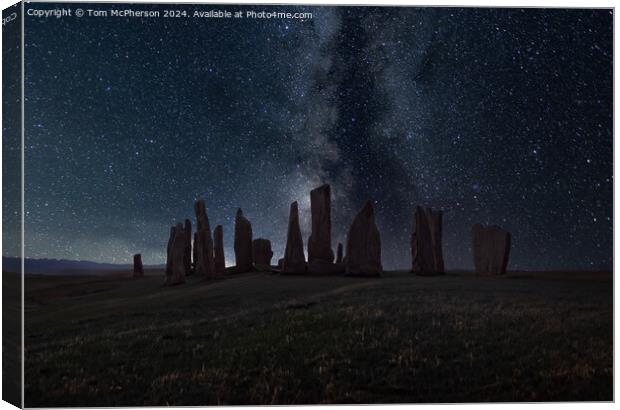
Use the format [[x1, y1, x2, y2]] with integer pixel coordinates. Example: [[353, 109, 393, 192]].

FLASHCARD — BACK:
[[234, 208, 253, 272], [133, 253, 144, 278], [253, 238, 273, 266], [213, 225, 226, 276], [165, 222, 186, 286], [307, 184, 334, 264], [282, 201, 307, 274], [411, 206, 445, 276], [345, 201, 382, 276], [472, 224, 511, 275], [194, 199, 215, 278]]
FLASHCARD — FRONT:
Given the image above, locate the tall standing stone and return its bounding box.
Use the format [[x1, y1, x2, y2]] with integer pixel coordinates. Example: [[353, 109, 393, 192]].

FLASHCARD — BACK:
[[234, 208, 253, 272], [411, 206, 445, 276], [183, 219, 192, 276], [282, 201, 307, 274], [253, 238, 273, 266], [165, 222, 186, 286], [133, 253, 144, 278], [472, 224, 511, 275], [336, 243, 343, 264], [308, 184, 334, 264], [194, 199, 215, 278], [345, 201, 382, 276], [213, 225, 226, 276]]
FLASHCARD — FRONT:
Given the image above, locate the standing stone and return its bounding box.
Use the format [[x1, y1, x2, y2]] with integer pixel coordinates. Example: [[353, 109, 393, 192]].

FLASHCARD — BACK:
[[411, 206, 445, 276], [195, 230, 213, 277], [345, 201, 382, 276], [472, 224, 511, 275], [213, 225, 226, 276], [165, 226, 175, 276], [183, 219, 192, 276], [253, 238, 273, 266], [234, 208, 253, 272], [308, 184, 334, 264], [336, 243, 343, 264], [282, 201, 307, 274], [165, 222, 186, 286], [194, 199, 215, 278], [133, 253, 144, 278]]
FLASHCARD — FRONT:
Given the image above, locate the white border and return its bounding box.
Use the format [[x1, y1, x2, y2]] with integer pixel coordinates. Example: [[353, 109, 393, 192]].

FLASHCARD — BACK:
[[0, 1, 616, 410]]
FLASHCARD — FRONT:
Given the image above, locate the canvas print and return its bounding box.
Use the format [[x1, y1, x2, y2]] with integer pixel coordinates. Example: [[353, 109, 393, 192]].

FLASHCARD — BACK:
[[1, 1, 613, 406]]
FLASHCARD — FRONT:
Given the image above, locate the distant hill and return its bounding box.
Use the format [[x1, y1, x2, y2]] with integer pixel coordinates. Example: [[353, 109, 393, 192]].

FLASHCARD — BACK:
[[2, 257, 164, 275]]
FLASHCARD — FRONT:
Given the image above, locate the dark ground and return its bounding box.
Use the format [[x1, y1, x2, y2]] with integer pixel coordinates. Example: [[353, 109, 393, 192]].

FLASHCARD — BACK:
[[21, 269, 612, 406], [3, 271, 21, 408]]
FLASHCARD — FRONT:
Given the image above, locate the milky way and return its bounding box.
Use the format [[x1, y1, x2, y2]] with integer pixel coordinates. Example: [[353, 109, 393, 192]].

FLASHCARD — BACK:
[[9, 4, 612, 270]]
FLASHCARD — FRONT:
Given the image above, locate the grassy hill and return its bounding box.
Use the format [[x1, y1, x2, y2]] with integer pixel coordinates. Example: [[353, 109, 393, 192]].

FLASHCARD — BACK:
[[21, 269, 612, 405]]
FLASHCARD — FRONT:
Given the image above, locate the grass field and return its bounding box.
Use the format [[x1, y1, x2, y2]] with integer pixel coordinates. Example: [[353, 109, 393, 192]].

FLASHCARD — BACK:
[[20, 269, 612, 406]]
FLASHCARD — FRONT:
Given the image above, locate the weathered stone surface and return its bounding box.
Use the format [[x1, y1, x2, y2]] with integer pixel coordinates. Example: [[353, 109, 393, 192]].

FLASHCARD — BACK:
[[133, 253, 144, 278], [234, 208, 253, 272], [472, 224, 511, 275], [336, 243, 343, 264], [282, 201, 307, 274], [411, 206, 445, 276], [213, 225, 226, 276], [307, 184, 334, 264], [165, 222, 186, 286], [253, 238, 273, 266], [277, 258, 285, 270], [345, 201, 382, 276], [183, 219, 192, 276], [194, 199, 215, 277]]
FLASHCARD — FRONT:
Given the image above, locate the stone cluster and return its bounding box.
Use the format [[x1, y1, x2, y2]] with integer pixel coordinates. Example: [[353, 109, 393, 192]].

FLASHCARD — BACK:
[[281, 185, 346, 275], [162, 200, 226, 286], [155, 185, 513, 285]]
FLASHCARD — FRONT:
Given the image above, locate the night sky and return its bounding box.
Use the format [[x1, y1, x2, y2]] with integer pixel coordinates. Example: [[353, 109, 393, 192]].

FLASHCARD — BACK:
[[12, 4, 613, 270]]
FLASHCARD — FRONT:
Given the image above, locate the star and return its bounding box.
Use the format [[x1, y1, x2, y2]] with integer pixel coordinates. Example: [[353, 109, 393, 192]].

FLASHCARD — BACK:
[[9, 5, 611, 272]]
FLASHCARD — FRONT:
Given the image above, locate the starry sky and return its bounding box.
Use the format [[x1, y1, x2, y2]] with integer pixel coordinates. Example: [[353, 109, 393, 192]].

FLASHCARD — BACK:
[[9, 4, 613, 270]]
